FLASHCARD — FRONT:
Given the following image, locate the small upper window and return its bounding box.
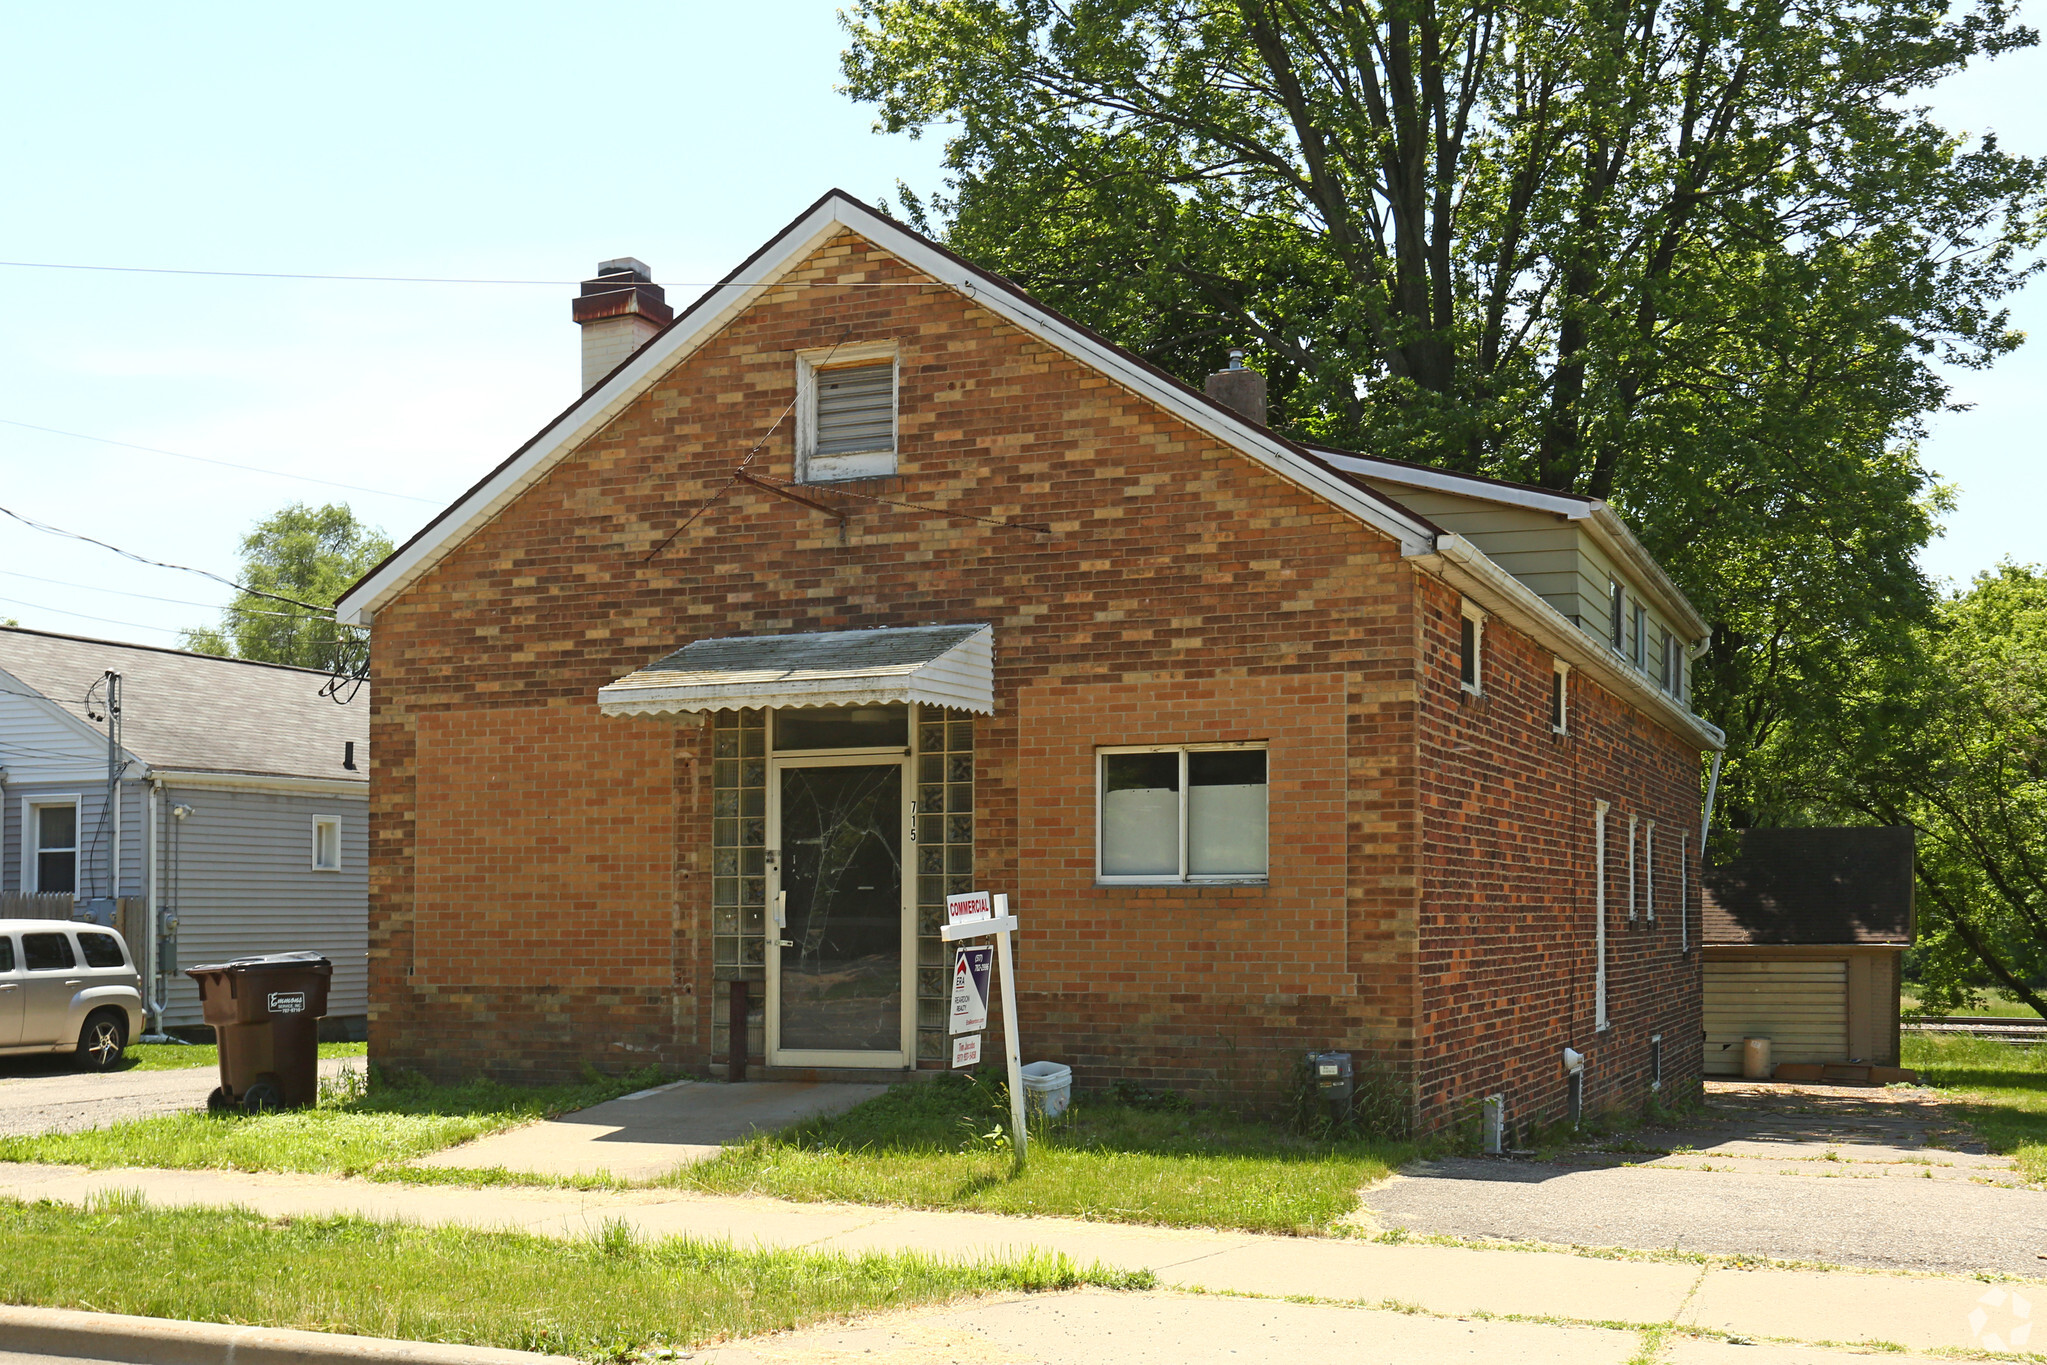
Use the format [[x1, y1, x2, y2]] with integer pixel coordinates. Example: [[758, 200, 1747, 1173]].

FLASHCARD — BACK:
[[313, 818, 341, 871], [32, 803, 77, 895], [1551, 661, 1569, 733], [1099, 746, 1268, 882], [79, 931, 126, 968], [1632, 604, 1647, 669], [800, 350, 897, 483], [1608, 580, 1624, 650], [1458, 604, 1484, 694]]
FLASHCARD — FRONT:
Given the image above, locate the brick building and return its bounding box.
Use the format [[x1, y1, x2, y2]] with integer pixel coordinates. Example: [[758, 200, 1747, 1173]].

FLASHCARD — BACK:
[[336, 191, 1724, 1135]]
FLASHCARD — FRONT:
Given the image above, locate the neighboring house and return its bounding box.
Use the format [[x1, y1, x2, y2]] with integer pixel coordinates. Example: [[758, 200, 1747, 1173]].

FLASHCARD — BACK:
[[337, 191, 1724, 1134], [1700, 827, 1915, 1074], [0, 627, 368, 1032]]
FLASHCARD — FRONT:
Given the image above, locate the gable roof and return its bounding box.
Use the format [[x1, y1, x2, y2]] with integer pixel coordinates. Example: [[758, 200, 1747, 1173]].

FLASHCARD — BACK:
[[1700, 826, 1916, 946], [334, 189, 1440, 626], [0, 626, 367, 783]]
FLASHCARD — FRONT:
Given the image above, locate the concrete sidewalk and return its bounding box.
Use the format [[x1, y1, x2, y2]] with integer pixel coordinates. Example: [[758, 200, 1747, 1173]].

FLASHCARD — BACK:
[[409, 1078, 886, 1180], [1, 1161, 2032, 1356]]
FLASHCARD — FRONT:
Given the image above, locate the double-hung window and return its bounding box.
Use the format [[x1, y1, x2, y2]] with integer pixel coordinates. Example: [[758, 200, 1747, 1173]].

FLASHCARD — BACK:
[[1098, 745, 1268, 883], [797, 343, 898, 484], [29, 801, 78, 895]]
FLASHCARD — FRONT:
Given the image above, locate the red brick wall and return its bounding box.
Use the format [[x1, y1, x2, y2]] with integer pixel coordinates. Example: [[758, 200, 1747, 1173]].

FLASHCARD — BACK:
[[1412, 574, 1706, 1137], [367, 228, 1425, 1095]]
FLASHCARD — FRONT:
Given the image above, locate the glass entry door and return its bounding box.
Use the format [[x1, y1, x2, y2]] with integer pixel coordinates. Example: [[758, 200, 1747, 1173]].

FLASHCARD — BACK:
[[769, 757, 910, 1065]]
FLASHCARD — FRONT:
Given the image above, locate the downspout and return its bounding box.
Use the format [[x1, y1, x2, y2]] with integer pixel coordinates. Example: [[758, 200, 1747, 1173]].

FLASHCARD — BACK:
[[1700, 752, 1722, 851]]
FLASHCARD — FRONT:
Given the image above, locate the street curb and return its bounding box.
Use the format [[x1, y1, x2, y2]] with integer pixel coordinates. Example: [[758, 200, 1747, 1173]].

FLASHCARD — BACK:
[[0, 1305, 578, 1365]]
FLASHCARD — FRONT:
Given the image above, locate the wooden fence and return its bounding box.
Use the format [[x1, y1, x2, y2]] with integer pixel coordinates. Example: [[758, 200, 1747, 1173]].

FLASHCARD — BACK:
[[0, 892, 77, 920]]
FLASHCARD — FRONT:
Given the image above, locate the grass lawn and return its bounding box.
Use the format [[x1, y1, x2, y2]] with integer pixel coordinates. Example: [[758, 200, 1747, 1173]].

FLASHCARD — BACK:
[[0, 1066, 664, 1177], [0, 1194, 1147, 1360], [679, 1072, 1413, 1236], [1903, 1033, 2047, 1184], [1901, 991, 2042, 1019], [122, 1041, 367, 1072]]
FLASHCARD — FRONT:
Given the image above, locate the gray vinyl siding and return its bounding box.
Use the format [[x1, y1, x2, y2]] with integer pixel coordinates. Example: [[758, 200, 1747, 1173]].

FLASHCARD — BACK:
[[155, 785, 369, 1027], [3, 779, 142, 899]]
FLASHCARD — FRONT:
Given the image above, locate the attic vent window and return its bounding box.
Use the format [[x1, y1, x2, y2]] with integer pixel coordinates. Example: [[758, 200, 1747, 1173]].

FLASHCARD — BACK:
[[798, 347, 898, 484]]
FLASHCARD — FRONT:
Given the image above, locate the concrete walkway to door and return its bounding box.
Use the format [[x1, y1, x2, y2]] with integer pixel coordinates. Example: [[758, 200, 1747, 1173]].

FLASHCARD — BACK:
[[409, 1079, 887, 1180]]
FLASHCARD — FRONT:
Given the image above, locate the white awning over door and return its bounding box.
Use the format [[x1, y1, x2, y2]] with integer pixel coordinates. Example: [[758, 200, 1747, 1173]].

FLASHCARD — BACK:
[[597, 623, 993, 718]]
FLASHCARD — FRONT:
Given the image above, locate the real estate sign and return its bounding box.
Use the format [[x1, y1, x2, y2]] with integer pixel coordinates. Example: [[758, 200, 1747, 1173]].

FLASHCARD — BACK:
[[949, 944, 992, 1034], [946, 890, 994, 926]]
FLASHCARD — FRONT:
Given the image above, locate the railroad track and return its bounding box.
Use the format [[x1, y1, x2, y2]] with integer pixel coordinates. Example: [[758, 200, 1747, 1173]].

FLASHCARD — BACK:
[[1903, 1014, 2047, 1042]]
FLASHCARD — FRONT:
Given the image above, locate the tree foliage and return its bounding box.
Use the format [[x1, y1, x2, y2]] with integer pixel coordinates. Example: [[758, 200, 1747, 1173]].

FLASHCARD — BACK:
[[842, 0, 2046, 820], [1780, 564, 2047, 1015], [179, 503, 389, 673]]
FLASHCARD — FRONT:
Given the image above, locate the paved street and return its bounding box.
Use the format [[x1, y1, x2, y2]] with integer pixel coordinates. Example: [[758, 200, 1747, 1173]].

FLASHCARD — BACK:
[[0, 1056, 364, 1137]]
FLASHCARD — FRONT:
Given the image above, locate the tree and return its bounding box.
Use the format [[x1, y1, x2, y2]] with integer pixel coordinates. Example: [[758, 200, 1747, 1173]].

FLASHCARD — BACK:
[[179, 503, 390, 673], [842, 0, 2046, 818], [1786, 564, 2047, 1016]]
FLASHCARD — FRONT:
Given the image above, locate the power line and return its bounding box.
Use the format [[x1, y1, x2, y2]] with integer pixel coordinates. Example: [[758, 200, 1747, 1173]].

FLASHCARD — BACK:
[[0, 567, 321, 619], [0, 594, 183, 635], [0, 260, 946, 289], [0, 502, 343, 616], [0, 417, 442, 505]]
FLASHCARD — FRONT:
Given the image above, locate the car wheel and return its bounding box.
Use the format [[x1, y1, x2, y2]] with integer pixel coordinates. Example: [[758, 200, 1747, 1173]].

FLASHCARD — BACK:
[[242, 1079, 284, 1114], [75, 1010, 127, 1072]]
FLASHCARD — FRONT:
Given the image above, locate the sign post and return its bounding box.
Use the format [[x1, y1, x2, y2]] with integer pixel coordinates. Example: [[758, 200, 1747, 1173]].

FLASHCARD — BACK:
[[943, 890, 1027, 1168]]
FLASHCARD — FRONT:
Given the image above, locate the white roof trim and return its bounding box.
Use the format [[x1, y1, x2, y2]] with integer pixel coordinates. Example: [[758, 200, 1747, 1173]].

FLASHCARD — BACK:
[[598, 624, 994, 719], [1321, 449, 1708, 640], [147, 769, 369, 796], [335, 192, 1435, 626]]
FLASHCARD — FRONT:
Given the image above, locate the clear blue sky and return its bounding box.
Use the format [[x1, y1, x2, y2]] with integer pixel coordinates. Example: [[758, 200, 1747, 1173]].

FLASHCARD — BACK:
[[0, 3, 2039, 651]]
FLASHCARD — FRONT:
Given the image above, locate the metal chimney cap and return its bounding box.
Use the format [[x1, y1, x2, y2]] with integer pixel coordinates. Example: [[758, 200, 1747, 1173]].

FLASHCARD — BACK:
[[595, 257, 653, 282], [1227, 348, 1246, 370]]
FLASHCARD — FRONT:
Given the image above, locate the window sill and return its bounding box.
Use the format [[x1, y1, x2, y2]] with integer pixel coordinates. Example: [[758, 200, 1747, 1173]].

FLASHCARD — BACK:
[[1095, 878, 1270, 889]]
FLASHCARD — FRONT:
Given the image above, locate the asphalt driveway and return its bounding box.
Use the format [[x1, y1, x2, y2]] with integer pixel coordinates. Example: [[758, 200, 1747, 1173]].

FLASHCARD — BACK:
[[1363, 1080, 2046, 1276], [0, 1054, 364, 1137]]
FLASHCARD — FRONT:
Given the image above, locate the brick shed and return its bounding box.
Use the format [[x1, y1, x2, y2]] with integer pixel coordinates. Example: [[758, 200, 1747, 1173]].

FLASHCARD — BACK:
[[335, 191, 1726, 1136]]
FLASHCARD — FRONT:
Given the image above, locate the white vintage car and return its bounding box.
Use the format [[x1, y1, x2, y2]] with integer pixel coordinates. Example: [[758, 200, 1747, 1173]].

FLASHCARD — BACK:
[[0, 919, 145, 1070]]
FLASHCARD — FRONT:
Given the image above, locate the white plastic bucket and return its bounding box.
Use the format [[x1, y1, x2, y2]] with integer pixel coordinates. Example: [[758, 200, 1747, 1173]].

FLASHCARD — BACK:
[[1019, 1061, 1072, 1119]]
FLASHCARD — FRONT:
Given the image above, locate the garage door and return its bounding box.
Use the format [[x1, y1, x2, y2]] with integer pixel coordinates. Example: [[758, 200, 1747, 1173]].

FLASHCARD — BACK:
[[1703, 958, 1848, 1075]]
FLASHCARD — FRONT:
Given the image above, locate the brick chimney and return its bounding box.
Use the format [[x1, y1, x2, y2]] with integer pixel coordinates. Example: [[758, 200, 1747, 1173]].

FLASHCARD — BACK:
[[1204, 349, 1267, 427], [572, 258, 673, 392]]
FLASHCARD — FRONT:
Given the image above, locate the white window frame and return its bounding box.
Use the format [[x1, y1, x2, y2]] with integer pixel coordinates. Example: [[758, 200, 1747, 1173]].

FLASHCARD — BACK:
[[1632, 603, 1648, 670], [23, 795, 83, 897], [1645, 819, 1656, 922], [1551, 660, 1570, 734], [1096, 742, 1269, 886], [794, 341, 899, 485], [1458, 602, 1485, 696], [312, 817, 342, 872], [1627, 812, 1640, 921], [1608, 580, 1624, 651], [1594, 800, 1610, 1031]]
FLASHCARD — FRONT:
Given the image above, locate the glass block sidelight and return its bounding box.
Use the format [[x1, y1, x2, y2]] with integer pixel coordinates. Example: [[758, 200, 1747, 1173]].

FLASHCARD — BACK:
[[709, 708, 766, 1060], [915, 705, 974, 1064]]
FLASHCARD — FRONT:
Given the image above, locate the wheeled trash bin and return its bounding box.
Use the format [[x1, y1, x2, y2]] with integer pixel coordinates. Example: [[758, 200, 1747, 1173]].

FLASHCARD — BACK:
[[185, 952, 332, 1113]]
